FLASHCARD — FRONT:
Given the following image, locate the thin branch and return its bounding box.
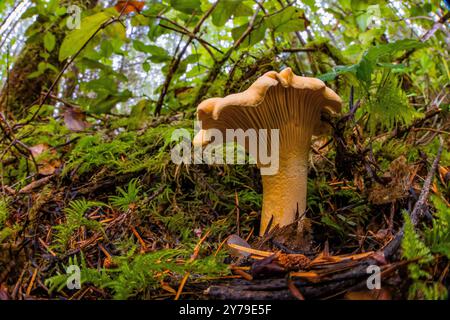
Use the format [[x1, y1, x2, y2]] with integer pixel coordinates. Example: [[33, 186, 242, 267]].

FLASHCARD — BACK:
[[382, 138, 444, 258], [154, 1, 219, 115], [193, 4, 263, 106]]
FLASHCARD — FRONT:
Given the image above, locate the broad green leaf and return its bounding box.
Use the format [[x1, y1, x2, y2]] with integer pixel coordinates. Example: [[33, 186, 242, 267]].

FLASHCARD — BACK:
[[133, 40, 170, 63], [318, 64, 358, 81], [105, 22, 127, 41], [212, 0, 253, 26], [141, 3, 167, 16], [55, 6, 67, 16], [212, 0, 236, 27], [59, 11, 116, 61], [28, 62, 58, 79], [21, 7, 38, 19], [44, 33, 56, 52], [303, 0, 318, 12], [231, 21, 266, 48], [355, 12, 370, 31], [100, 40, 114, 58], [365, 39, 426, 62], [234, 3, 253, 17], [355, 5, 379, 31], [184, 53, 201, 64], [170, 0, 201, 14], [266, 6, 306, 33], [350, 0, 368, 11], [354, 40, 427, 85], [46, 0, 58, 13], [131, 14, 152, 27], [356, 57, 372, 84]]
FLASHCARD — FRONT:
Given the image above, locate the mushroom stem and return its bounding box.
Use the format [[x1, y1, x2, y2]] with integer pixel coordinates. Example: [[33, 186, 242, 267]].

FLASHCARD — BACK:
[[260, 147, 310, 236]]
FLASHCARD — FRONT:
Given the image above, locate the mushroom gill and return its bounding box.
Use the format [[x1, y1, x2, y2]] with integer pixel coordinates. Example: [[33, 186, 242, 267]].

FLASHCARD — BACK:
[[193, 67, 342, 236]]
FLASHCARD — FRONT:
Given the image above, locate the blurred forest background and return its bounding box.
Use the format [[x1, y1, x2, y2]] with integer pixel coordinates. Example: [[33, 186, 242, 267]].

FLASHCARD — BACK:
[[0, 0, 449, 300]]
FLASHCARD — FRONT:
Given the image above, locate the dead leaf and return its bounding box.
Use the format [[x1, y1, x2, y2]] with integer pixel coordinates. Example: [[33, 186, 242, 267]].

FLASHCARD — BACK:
[[370, 228, 390, 242], [29, 144, 61, 175], [38, 162, 59, 175], [114, 1, 145, 14], [29, 143, 48, 157], [227, 234, 254, 258], [64, 107, 89, 132], [368, 156, 417, 204]]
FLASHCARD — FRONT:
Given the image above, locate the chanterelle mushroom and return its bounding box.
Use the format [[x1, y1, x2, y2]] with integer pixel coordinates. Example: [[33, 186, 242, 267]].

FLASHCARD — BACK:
[[194, 67, 342, 236]]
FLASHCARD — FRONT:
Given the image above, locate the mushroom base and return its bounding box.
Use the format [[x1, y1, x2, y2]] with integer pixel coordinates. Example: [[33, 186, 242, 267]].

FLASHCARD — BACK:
[[259, 149, 309, 236]]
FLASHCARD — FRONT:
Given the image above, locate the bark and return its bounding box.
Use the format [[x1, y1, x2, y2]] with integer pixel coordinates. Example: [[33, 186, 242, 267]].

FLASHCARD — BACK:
[[0, 0, 98, 119]]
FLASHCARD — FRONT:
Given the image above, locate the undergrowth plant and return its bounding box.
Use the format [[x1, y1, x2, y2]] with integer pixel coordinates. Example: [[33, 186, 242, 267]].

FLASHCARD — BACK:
[[45, 247, 229, 299], [401, 196, 450, 300], [0, 196, 9, 228], [110, 178, 141, 211], [320, 39, 425, 134], [52, 199, 105, 252], [0, 196, 14, 243]]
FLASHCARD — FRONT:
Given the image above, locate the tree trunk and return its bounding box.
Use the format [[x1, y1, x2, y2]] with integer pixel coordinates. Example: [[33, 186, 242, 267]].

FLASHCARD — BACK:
[[0, 0, 98, 119]]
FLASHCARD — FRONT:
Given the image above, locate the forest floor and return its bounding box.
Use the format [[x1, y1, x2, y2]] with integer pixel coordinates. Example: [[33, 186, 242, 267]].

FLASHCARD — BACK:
[[1, 99, 449, 300]]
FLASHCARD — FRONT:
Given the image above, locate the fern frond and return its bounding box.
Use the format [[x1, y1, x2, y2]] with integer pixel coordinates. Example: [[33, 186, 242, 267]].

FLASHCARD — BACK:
[[366, 75, 422, 133], [109, 178, 141, 211], [52, 199, 104, 252]]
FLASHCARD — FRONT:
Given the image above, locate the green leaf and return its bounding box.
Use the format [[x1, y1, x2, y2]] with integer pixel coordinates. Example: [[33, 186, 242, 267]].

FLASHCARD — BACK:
[[377, 62, 406, 71], [21, 7, 38, 19], [231, 21, 266, 48], [266, 6, 306, 33], [353, 40, 426, 85], [44, 33, 56, 52], [142, 61, 150, 72], [133, 40, 170, 63], [356, 57, 372, 84], [365, 39, 426, 63], [211, 0, 253, 26], [59, 11, 116, 61], [350, 0, 369, 11], [402, 211, 433, 262], [28, 62, 58, 79], [234, 3, 253, 17], [170, 0, 201, 14], [318, 64, 358, 81], [47, 0, 58, 13], [355, 12, 370, 31], [212, 0, 236, 27], [366, 75, 422, 133], [105, 21, 127, 41], [55, 6, 67, 16], [303, 0, 318, 12]]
